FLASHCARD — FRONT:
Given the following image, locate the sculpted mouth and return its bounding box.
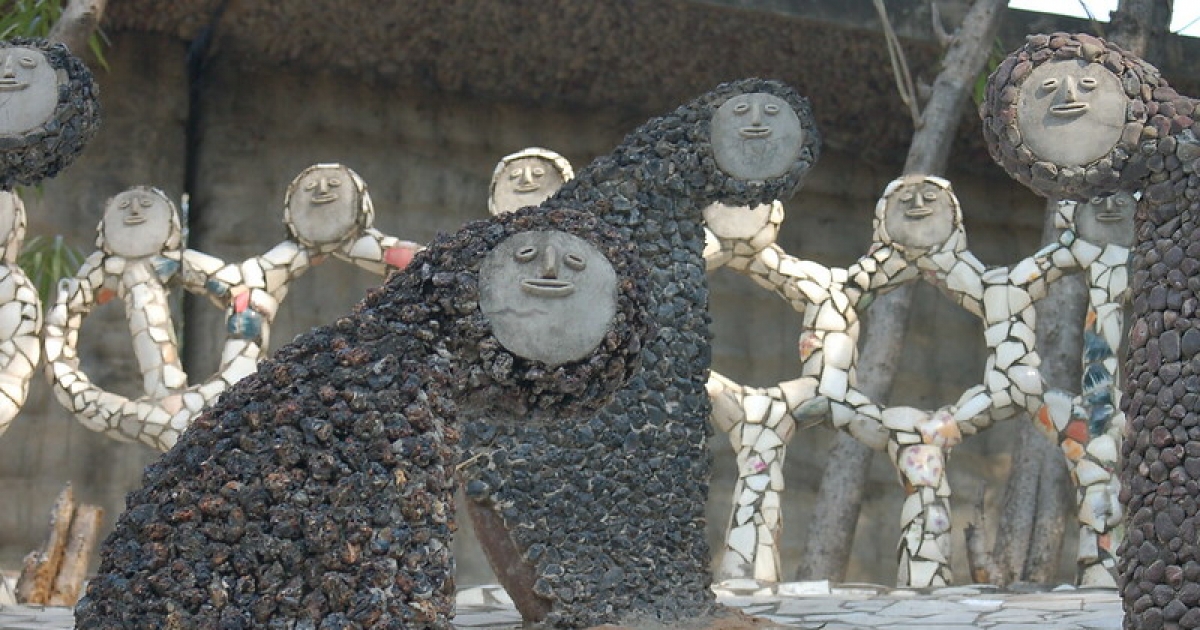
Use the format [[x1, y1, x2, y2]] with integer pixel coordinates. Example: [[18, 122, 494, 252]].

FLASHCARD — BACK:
[[514, 183, 541, 193], [1096, 212, 1125, 222], [124, 215, 145, 225], [521, 279, 576, 297], [905, 208, 933, 218], [310, 193, 338, 204], [0, 80, 27, 91], [1050, 102, 1089, 117], [739, 126, 772, 139]]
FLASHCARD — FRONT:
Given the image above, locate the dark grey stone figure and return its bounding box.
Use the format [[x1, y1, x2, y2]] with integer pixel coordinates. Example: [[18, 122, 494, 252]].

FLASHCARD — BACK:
[[983, 33, 1200, 629], [460, 78, 820, 628], [0, 37, 100, 189], [73, 206, 651, 630]]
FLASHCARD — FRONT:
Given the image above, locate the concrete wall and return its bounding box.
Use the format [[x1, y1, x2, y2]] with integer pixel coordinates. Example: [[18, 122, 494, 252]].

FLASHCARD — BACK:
[[0, 30, 1075, 587]]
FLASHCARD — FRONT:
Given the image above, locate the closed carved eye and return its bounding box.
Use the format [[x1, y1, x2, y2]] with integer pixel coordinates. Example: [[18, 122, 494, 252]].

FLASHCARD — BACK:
[[18, 56, 36, 69], [733, 102, 750, 114], [515, 246, 538, 262], [564, 253, 586, 271]]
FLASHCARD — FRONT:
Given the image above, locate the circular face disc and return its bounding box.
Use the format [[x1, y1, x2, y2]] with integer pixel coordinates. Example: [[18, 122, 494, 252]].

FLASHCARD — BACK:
[[882, 180, 956, 250], [711, 92, 804, 181], [101, 189, 177, 259], [286, 165, 361, 246], [1075, 191, 1136, 248], [480, 230, 617, 366], [0, 47, 59, 136], [1017, 58, 1126, 167]]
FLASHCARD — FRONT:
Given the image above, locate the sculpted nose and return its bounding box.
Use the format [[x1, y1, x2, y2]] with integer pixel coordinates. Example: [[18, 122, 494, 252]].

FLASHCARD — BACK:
[[749, 102, 763, 126], [1, 55, 13, 79], [1063, 76, 1079, 102], [541, 245, 559, 278]]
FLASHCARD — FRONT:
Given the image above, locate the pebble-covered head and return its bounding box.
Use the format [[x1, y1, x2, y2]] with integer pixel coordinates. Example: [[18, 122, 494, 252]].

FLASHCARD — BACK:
[[873, 175, 965, 258], [364, 204, 652, 419], [697, 78, 822, 204], [283, 163, 375, 251], [981, 32, 1166, 201], [0, 37, 100, 190]]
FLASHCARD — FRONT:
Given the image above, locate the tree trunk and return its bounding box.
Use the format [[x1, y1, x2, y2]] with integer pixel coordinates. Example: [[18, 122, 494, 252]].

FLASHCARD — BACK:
[[988, 0, 1172, 587], [47, 0, 107, 58], [795, 0, 1008, 582]]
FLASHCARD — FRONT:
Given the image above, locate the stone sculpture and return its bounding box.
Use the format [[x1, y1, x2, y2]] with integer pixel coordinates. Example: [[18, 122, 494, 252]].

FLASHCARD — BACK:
[[43, 186, 255, 451], [488, 147, 574, 216], [459, 78, 819, 628], [982, 32, 1200, 628], [0, 191, 41, 438], [1032, 194, 1135, 587], [0, 37, 100, 190], [73, 206, 650, 630], [706, 174, 1104, 587], [185, 163, 419, 353]]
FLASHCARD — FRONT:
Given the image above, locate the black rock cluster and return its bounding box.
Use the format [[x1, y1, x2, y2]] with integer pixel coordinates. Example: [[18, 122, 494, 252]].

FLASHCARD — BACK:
[[74, 206, 650, 630], [983, 33, 1200, 630], [461, 78, 820, 628], [0, 37, 100, 190]]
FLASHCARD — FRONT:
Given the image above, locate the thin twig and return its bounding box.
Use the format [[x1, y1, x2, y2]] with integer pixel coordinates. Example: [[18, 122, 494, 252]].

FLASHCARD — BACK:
[[874, 0, 922, 127]]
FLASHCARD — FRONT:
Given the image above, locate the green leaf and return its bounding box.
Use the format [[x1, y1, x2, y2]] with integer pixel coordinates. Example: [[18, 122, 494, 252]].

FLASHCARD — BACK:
[[18, 233, 85, 305]]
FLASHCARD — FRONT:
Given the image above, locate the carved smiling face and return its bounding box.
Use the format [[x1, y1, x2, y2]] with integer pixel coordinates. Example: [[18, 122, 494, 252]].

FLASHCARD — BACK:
[[285, 165, 362, 247], [479, 230, 617, 366], [1017, 58, 1127, 167], [490, 156, 566, 216], [881, 179, 957, 251], [0, 46, 58, 136], [710, 92, 804, 182], [100, 188, 179, 259], [1075, 191, 1136, 248]]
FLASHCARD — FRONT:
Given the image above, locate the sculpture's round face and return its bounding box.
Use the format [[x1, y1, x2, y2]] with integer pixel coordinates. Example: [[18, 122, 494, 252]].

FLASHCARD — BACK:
[[490, 156, 565, 216], [0, 47, 59, 136], [1075, 191, 1136, 248], [882, 181, 956, 250], [702, 202, 777, 241], [711, 92, 804, 181], [287, 166, 360, 246], [1017, 59, 1127, 167], [480, 230, 617, 366], [101, 190, 177, 259]]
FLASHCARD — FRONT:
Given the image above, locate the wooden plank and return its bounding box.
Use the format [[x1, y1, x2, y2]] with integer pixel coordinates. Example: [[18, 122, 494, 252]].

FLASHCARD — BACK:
[[14, 484, 76, 605], [48, 503, 105, 606]]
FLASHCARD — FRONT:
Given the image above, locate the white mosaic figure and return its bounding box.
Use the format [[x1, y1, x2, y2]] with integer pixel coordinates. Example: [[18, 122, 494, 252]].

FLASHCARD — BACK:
[[43, 186, 257, 451], [488, 147, 574, 216], [183, 164, 420, 354], [1032, 193, 1135, 587], [0, 191, 41, 438], [707, 175, 1102, 586]]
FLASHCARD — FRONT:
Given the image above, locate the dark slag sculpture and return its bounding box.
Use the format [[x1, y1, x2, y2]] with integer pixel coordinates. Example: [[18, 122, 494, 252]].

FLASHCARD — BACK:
[[461, 78, 821, 628], [74, 206, 651, 630], [983, 33, 1200, 629]]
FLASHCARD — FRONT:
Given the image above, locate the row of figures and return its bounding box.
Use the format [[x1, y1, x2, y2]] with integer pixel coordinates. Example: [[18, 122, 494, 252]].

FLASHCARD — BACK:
[[454, 144, 1135, 589], [0, 150, 1129, 591], [1, 150, 578, 449]]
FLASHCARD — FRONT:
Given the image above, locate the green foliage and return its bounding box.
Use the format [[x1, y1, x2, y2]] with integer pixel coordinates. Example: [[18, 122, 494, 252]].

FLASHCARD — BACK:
[[18, 234, 85, 305], [971, 38, 1009, 110], [0, 0, 109, 69]]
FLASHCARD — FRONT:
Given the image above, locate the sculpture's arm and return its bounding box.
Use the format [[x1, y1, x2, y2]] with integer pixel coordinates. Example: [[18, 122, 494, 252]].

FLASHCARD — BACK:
[[330, 228, 422, 277]]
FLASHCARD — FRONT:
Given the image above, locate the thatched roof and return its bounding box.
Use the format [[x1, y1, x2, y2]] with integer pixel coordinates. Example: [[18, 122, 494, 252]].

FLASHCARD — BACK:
[[102, 0, 1200, 169]]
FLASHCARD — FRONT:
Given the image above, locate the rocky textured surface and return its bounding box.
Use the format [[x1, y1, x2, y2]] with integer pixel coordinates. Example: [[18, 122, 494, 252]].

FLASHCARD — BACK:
[[460, 78, 819, 629], [983, 32, 1200, 630], [72, 206, 649, 629], [0, 38, 100, 190]]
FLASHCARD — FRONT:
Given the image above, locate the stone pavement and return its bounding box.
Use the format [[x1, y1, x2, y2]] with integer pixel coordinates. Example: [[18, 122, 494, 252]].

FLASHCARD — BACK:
[[0, 581, 1121, 629]]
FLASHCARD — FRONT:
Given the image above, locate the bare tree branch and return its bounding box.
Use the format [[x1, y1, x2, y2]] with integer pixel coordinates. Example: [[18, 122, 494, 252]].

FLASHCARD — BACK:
[[47, 0, 107, 58]]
